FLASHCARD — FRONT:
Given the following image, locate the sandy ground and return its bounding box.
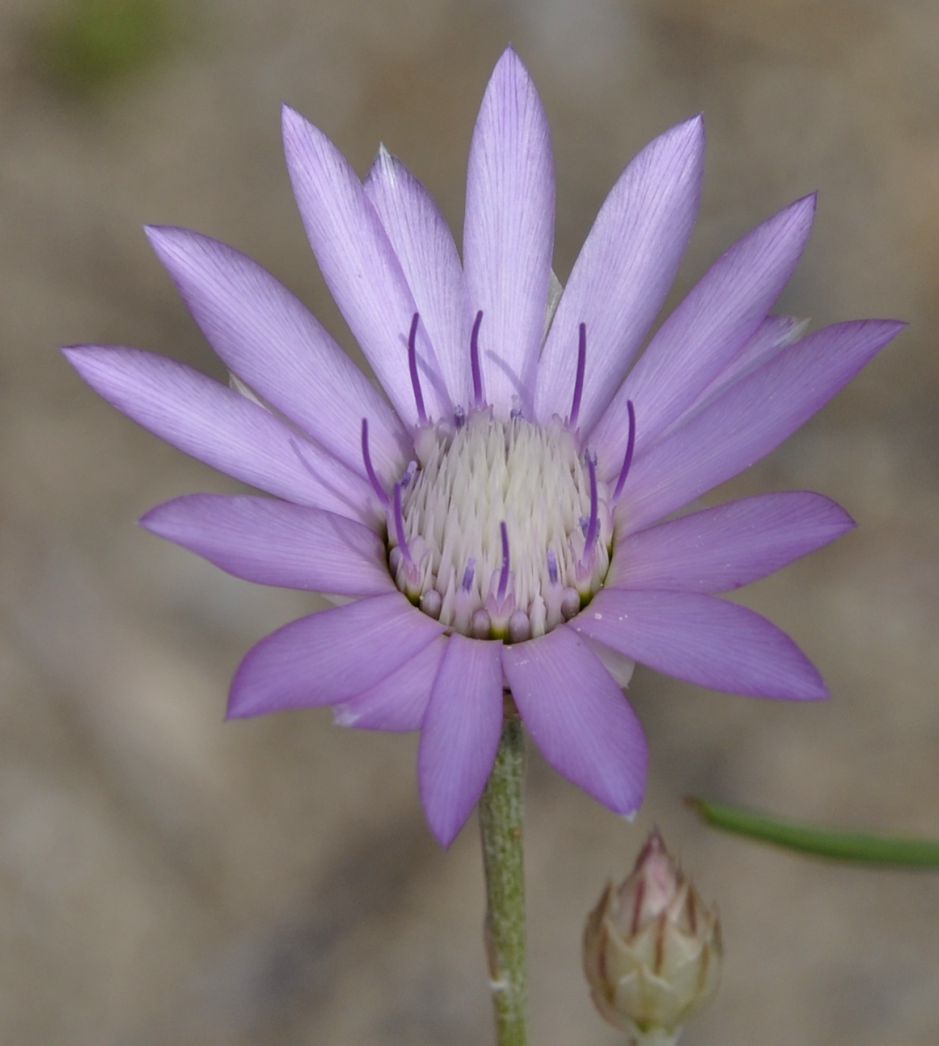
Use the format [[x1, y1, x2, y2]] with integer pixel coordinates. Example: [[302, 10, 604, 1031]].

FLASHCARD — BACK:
[[2, 1, 938, 1043]]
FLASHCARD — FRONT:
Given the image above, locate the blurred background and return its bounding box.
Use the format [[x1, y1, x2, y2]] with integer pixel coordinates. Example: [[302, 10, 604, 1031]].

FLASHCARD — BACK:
[[3, 0, 938, 1042]]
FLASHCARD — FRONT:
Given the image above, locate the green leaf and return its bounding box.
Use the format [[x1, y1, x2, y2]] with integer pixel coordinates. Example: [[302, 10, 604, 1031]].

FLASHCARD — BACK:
[[687, 797, 939, 868]]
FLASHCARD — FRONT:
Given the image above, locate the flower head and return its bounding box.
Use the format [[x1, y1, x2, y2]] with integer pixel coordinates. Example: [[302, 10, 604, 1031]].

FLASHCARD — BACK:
[[584, 830, 722, 1042], [64, 49, 903, 846]]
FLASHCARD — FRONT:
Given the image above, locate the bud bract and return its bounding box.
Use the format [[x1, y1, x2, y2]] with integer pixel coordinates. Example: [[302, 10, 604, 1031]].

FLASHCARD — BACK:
[[583, 830, 722, 1044]]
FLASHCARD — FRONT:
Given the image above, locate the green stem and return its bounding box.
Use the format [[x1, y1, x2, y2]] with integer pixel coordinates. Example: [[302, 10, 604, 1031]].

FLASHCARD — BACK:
[[689, 796, 939, 868], [479, 698, 527, 1046]]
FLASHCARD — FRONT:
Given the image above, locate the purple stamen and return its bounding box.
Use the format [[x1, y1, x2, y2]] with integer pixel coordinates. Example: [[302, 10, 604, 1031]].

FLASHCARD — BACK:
[[407, 312, 427, 424], [547, 549, 559, 586], [613, 400, 637, 500], [583, 450, 600, 550], [470, 310, 485, 407], [360, 419, 389, 506], [569, 322, 587, 428], [454, 404, 466, 429], [497, 520, 510, 601], [392, 482, 411, 562], [402, 460, 417, 487], [462, 558, 476, 592]]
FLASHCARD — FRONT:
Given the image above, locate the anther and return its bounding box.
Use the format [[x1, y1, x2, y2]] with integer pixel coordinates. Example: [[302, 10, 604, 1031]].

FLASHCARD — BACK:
[[497, 520, 510, 601], [613, 400, 637, 501], [470, 310, 485, 407], [583, 450, 600, 552], [546, 549, 559, 586], [420, 590, 443, 619], [360, 419, 390, 506], [392, 481, 412, 562], [407, 312, 427, 424], [569, 322, 587, 428], [462, 558, 476, 593], [454, 404, 466, 429]]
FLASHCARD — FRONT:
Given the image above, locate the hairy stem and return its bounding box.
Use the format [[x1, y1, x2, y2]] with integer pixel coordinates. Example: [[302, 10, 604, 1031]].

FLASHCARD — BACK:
[[478, 698, 527, 1046]]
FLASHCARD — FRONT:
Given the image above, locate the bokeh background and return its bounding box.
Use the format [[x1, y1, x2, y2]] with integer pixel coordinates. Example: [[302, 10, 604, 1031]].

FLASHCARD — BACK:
[[3, 0, 938, 1042]]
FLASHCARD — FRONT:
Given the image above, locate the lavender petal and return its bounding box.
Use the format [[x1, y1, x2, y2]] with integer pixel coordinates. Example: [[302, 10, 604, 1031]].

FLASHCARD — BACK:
[[572, 589, 828, 700], [463, 48, 555, 415], [282, 106, 451, 424], [146, 226, 409, 482], [534, 116, 704, 432], [608, 491, 854, 592], [140, 494, 393, 594], [63, 346, 372, 520], [502, 626, 647, 815], [228, 594, 445, 718], [418, 636, 504, 847]]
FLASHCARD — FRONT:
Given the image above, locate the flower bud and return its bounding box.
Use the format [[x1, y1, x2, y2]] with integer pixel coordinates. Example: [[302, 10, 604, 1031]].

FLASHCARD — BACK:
[[583, 830, 722, 1044]]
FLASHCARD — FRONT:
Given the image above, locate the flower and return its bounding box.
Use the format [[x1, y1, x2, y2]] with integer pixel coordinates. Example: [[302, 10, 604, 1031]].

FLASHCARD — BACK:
[[583, 830, 722, 1043], [64, 49, 903, 847]]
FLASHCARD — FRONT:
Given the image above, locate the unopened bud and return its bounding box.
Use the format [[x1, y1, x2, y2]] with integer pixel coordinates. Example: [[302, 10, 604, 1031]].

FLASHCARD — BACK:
[[583, 830, 722, 1044]]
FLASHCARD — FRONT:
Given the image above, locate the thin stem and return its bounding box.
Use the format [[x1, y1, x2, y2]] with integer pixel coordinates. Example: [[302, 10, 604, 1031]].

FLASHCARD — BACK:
[[479, 698, 527, 1046]]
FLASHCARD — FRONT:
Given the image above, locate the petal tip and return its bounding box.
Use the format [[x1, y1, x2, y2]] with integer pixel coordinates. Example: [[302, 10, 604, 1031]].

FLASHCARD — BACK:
[[226, 676, 262, 720], [488, 45, 538, 96], [786, 192, 818, 228], [427, 814, 462, 850], [136, 500, 179, 536], [144, 223, 195, 255], [281, 103, 313, 149], [143, 223, 169, 245], [674, 112, 706, 150]]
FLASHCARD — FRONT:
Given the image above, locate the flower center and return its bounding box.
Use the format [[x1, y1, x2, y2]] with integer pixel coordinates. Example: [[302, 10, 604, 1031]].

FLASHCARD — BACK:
[[388, 412, 612, 641]]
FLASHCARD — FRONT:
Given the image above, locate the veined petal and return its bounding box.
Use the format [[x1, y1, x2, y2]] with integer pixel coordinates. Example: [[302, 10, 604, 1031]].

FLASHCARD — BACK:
[[418, 636, 504, 847], [282, 106, 451, 423], [63, 346, 372, 520], [608, 492, 854, 593], [333, 636, 447, 732], [502, 626, 647, 815], [572, 589, 828, 700], [228, 593, 445, 718], [463, 48, 554, 414], [592, 195, 816, 467], [688, 314, 807, 414], [534, 116, 704, 432], [146, 226, 409, 483], [365, 148, 470, 407], [140, 494, 393, 595], [617, 319, 905, 533]]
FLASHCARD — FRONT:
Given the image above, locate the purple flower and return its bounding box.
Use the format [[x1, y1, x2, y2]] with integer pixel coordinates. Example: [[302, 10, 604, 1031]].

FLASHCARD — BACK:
[[64, 49, 903, 846]]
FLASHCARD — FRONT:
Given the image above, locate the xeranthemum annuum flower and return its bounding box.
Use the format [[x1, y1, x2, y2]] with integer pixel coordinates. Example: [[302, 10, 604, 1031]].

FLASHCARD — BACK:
[[65, 49, 904, 846]]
